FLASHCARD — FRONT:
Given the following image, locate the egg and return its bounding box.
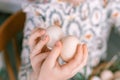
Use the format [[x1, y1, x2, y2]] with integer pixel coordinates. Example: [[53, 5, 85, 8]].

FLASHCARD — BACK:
[[91, 76, 101, 80], [60, 36, 80, 61], [46, 26, 64, 49], [100, 70, 114, 80], [114, 71, 120, 80]]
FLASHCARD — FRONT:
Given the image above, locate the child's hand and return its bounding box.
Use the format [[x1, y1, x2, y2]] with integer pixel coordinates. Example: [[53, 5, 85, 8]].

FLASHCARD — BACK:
[[29, 28, 88, 80], [38, 41, 88, 80], [29, 28, 50, 78]]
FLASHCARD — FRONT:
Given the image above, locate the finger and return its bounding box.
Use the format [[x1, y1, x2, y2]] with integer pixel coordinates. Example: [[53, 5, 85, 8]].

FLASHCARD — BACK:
[[81, 44, 88, 67], [42, 45, 51, 52], [72, 44, 88, 75], [61, 44, 83, 73], [29, 29, 46, 50], [30, 35, 49, 58], [83, 44, 88, 63], [47, 41, 62, 67], [55, 61, 61, 69], [31, 28, 45, 35], [30, 53, 48, 73], [78, 44, 88, 68]]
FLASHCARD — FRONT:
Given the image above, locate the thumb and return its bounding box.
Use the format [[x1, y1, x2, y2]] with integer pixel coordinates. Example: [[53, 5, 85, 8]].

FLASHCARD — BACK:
[[47, 41, 62, 67]]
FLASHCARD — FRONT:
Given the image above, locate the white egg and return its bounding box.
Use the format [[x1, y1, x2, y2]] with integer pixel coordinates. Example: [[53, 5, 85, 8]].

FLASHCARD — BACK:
[[100, 70, 114, 80], [46, 26, 64, 49], [91, 76, 101, 80], [60, 36, 80, 61]]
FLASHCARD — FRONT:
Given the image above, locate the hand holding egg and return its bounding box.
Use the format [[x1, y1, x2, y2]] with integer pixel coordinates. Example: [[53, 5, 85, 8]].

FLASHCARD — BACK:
[[29, 26, 88, 80], [45, 26, 83, 62]]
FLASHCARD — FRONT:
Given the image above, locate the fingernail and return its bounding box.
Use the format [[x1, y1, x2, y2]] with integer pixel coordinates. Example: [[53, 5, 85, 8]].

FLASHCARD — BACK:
[[41, 35, 48, 41]]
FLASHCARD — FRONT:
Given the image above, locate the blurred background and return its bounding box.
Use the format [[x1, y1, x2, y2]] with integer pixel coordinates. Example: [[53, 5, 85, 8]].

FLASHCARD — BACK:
[[0, 0, 21, 13], [0, 0, 120, 80]]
